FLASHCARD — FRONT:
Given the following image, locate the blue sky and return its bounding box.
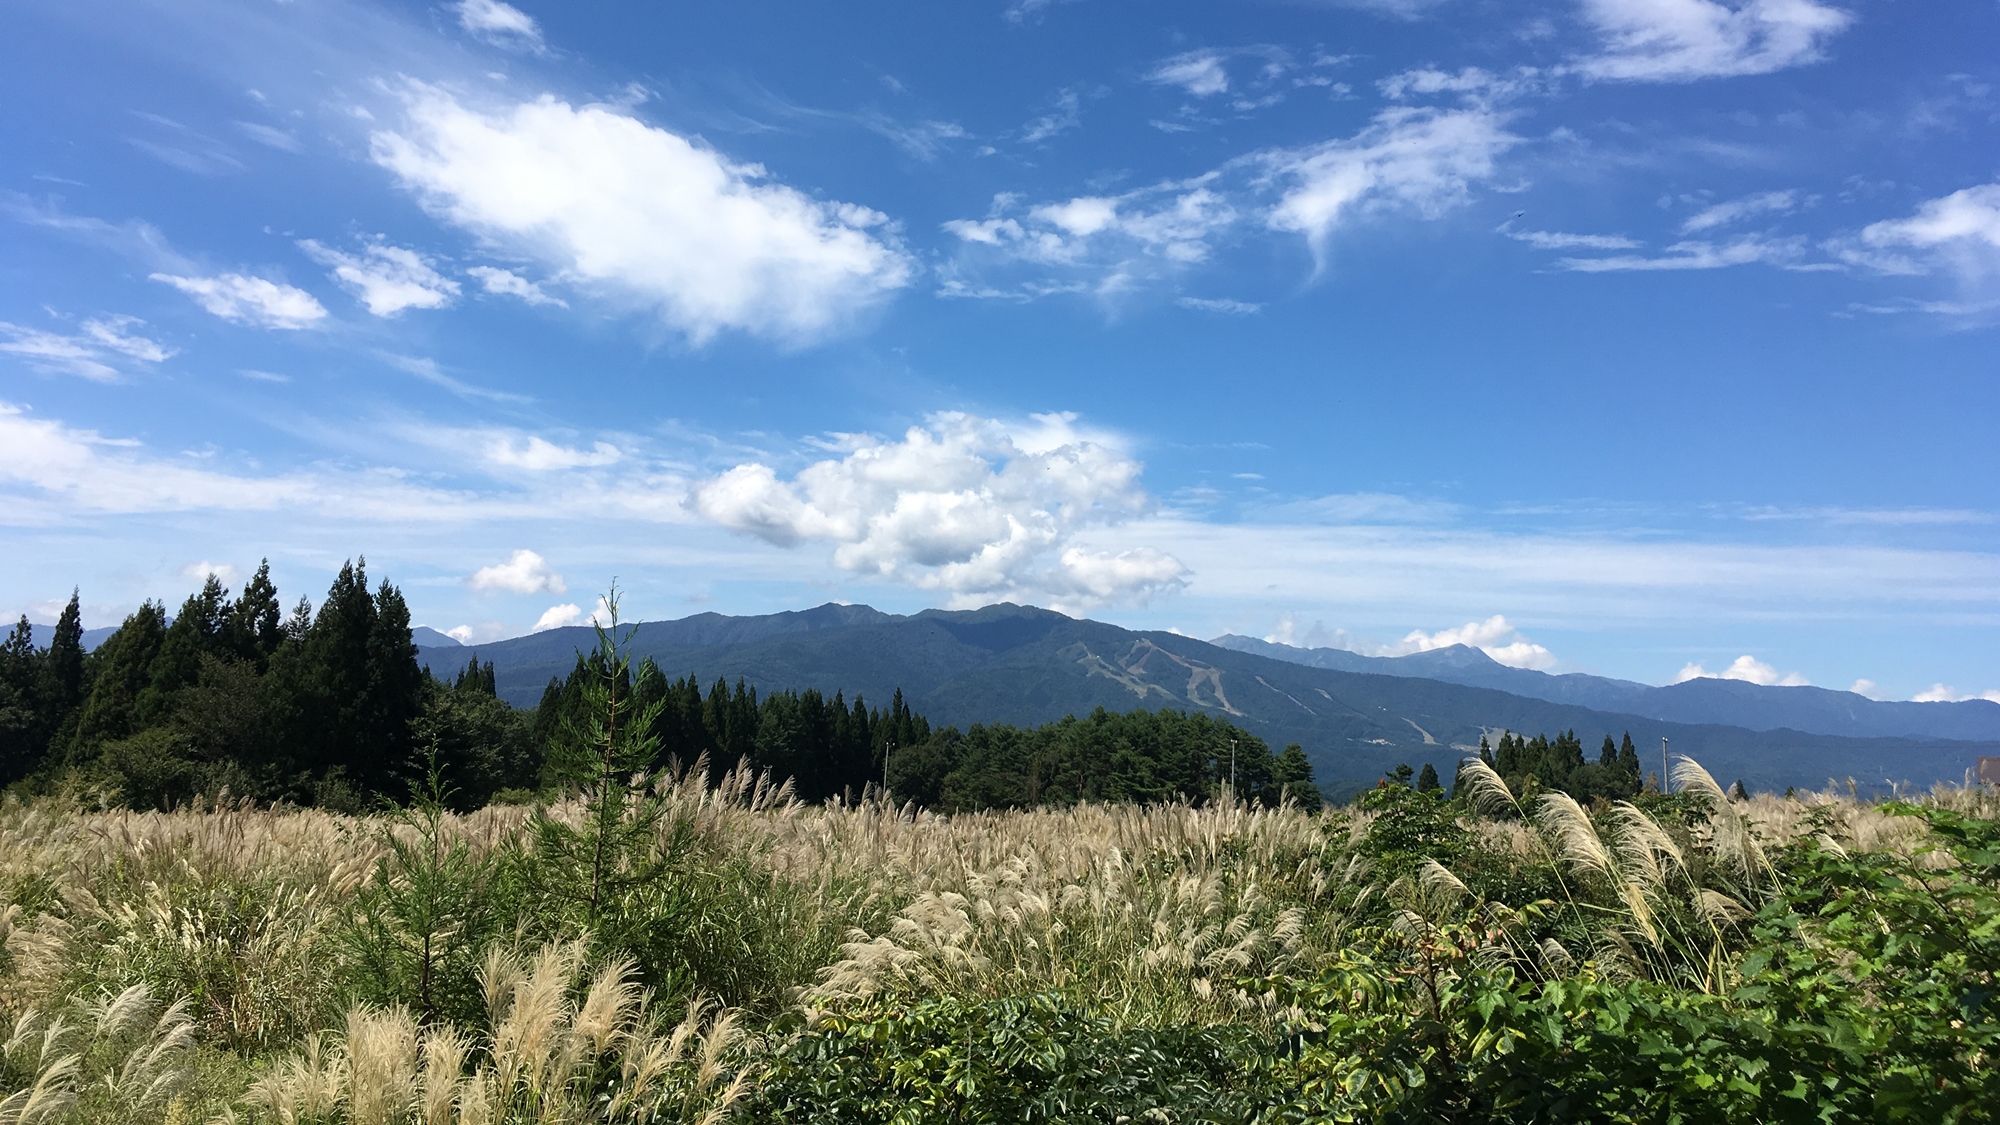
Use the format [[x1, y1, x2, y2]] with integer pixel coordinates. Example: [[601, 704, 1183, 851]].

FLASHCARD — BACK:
[[4, 0, 1999, 700]]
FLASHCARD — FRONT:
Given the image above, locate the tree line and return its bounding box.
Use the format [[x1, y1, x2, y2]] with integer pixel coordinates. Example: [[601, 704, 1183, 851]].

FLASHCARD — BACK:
[[0, 564, 1314, 813], [1383, 728, 1651, 805]]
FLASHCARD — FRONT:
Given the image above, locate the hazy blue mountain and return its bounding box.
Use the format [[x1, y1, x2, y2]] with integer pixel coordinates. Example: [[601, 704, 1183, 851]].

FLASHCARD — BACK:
[[27, 623, 122, 652], [1213, 635, 2000, 743], [410, 626, 462, 647], [439, 602, 1999, 798]]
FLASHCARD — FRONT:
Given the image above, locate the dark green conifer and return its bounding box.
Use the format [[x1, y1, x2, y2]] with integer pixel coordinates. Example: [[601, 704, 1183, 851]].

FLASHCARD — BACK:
[[1416, 762, 1442, 793]]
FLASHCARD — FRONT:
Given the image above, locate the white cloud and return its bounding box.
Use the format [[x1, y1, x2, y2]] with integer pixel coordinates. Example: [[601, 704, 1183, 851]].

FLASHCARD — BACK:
[[944, 186, 1238, 278], [371, 84, 913, 344], [1681, 189, 1798, 233], [1019, 90, 1082, 144], [1176, 297, 1261, 314], [1849, 678, 1882, 699], [1849, 182, 2000, 283], [484, 435, 620, 470], [1673, 654, 1809, 687], [1378, 66, 1541, 105], [532, 603, 581, 631], [150, 272, 328, 329], [1149, 52, 1231, 97], [235, 122, 301, 152], [1559, 234, 1807, 271], [180, 560, 240, 586], [1266, 107, 1519, 260], [455, 0, 544, 50], [1386, 614, 1558, 670], [0, 316, 174, 382], [467, 265, 567, 307], [1501, 226, 1642, 250], [299, 238, 460, 317], [469, 548, 566, 595], [1577, 0, 1854, 83], [692, 412, 1186, 609], [1911, 683, 2000, 704]]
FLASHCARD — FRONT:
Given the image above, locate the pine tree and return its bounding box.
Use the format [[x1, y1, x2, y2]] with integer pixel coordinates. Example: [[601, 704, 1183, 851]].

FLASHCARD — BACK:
[[1272, 742, 1322, 810], [1416, 762, 1442, 793], [1599, 734, 1618, 768], [228, 560, 284, 665], [38, 591, 85, 747], [0, 617, 43, 782], [64, 602, 168, 765], [530, 585, 669, 931], [1616, 732, 1642, 782]]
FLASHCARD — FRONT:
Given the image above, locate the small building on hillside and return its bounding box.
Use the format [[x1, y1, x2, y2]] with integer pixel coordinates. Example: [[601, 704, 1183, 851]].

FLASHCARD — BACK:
[[1980, 757, 2000, 786]]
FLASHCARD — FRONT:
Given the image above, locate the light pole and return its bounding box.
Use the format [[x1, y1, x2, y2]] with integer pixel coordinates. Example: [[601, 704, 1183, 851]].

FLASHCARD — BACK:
[[1230, 739, 1238, 792], [884, 741, 893, 801], [1660, 737, 1670, 793]]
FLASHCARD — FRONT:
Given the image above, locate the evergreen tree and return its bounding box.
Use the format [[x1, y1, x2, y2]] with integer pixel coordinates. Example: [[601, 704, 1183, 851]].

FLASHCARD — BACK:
[[228, 560, 284, 666], [1416, 762, 1442, 793], [38, 591, 85, 747], [1617, 732, 1642, 781], [0, 617, 42, 782], [138, 574, 231, 725], [1271, 742, 1322, 811], [1599, 734, 1618, 768], [65, 602, 168, 766]]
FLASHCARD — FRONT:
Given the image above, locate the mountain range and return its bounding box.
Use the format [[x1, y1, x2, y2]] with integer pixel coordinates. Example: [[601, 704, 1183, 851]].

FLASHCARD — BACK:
[[1209, 635, 2000, 744], [419, 602, 2000, 797]]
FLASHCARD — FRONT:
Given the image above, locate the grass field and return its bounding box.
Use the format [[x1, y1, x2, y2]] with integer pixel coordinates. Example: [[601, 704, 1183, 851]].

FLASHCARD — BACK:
[[0, 751, 1993, 1124]]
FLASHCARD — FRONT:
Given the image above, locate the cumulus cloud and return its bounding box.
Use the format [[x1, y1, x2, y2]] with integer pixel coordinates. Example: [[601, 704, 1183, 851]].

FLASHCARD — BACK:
[[1386, 614, 1558, 670], [1911, 683, 2000, 704], [370, 84, 913, 344], [150, 272, 327, 329], [1149, 51, 1232, 97], [469, 549, 566, 595], [532, 603, 581, 631], [467, 265, 567, 307], [1266, 107, 1519, 260], [1847, 182, 2000, 283], [181, 560, 240, 585], [532, 595, 613, 632], [1848, 678, 1881, 699], [1673, 654, 1809, 687], [1577, 0, 1853, 83], [0, 316, 174, 382], [691, 412, 1186, 609], [299, 238, 460, 317], [455, 0, 544, 49]]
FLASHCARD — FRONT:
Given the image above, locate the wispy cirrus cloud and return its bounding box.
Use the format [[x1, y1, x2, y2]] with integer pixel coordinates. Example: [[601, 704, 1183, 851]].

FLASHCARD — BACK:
[[0, 316, 174, 382]]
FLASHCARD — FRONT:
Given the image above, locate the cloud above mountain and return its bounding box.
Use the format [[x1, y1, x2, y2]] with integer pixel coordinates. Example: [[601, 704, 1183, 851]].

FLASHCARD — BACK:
[[692, 412, 1187, 609]]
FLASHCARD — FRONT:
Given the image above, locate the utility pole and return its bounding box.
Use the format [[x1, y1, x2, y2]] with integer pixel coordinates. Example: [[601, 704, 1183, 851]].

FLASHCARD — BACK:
[[1661, 737, 1670, 793], [884, 741, 893, 801], [1230, 739, 1238, 791]]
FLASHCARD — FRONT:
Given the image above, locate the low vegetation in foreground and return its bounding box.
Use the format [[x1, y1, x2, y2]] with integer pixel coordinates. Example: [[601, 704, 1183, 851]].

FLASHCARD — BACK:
[[0, 595, 1993, 1123]]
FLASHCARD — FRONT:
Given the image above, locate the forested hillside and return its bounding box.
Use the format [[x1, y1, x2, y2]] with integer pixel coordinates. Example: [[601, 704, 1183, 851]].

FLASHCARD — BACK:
[[0, 570, 1321, 813]]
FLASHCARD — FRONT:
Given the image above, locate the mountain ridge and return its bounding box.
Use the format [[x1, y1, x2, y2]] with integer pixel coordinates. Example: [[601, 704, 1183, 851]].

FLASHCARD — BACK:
[[423, 602, 2000, 796], [1210, 634, 2000, 743]]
